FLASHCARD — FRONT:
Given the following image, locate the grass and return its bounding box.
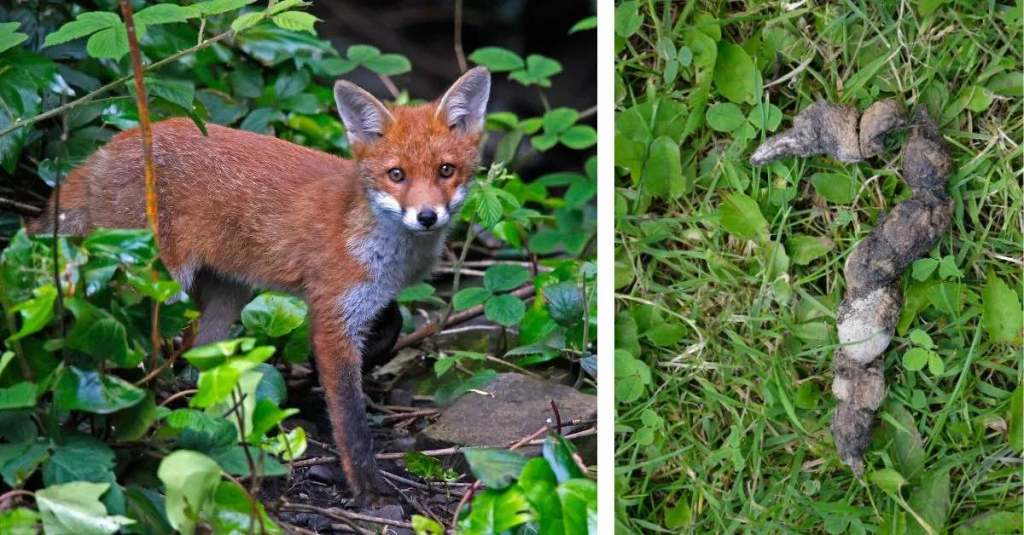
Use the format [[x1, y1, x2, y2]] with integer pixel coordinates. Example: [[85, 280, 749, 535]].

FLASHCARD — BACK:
[[613, 1, 1022, 533]]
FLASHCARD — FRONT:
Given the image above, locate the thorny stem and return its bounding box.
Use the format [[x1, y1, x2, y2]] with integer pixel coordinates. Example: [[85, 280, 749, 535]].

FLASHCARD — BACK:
[[120, 0, 163, 373]]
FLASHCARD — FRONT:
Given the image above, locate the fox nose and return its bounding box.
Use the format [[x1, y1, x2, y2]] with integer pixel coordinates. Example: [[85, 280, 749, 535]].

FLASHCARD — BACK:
[[417, 208, 438, 228]]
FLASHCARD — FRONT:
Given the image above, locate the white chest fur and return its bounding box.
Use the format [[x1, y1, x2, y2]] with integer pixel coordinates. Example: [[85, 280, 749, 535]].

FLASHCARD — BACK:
[[336, 216, 447, 346]]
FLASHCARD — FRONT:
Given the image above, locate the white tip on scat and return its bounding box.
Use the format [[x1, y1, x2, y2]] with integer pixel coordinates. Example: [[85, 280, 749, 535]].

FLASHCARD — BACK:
[[832, 377, 851, 400], [837, 288, 894, 363]]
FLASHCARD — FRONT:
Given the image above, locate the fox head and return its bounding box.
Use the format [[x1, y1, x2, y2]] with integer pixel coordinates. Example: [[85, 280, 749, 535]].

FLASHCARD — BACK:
[[333, 67, 490, 233]]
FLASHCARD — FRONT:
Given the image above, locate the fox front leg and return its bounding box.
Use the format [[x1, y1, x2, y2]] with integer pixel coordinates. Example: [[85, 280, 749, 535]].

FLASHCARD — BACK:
[[308, 299, 390, 501]]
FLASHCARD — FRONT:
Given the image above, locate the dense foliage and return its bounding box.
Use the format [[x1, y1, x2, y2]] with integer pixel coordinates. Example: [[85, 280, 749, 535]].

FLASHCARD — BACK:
[[615, 0, 1021, 533], [0, 0, 597, 532]]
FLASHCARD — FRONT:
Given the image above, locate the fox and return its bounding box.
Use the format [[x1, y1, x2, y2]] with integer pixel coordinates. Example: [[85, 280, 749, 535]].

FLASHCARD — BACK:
[[27, 67, 492, 499]]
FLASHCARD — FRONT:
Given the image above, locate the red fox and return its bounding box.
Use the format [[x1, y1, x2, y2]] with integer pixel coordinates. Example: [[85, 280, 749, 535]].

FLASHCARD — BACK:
[[28, 67, 491, 499]]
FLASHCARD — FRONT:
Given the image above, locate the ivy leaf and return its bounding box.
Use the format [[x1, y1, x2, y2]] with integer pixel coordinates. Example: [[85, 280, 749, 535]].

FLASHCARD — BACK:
[[463, 448, 527, 489], [543, 433, 584, 482], [241, 293, 307, 338], [43, 12, 120, 47], [557, 478, 598, 534], [157, 451, 222, 535], [7, 284, 56, 342], [55, 367, 146, 414], [36, 482, 134, 535], [458, 488, 531, 533], [0, 22, 28, 54]]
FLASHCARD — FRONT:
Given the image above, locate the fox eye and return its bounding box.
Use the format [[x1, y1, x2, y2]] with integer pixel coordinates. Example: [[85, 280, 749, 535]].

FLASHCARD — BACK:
[[438, 163, 455, 178], [387, 167, 405, 183]]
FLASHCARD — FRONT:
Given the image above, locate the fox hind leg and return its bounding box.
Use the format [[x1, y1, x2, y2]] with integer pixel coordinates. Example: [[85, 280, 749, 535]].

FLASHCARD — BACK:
[[192, 269, 252, 346]]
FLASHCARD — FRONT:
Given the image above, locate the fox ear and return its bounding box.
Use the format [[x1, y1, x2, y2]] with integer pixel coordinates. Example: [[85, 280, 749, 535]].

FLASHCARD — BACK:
[[334, 80, 394, 145], [436, 66, 491, 135]]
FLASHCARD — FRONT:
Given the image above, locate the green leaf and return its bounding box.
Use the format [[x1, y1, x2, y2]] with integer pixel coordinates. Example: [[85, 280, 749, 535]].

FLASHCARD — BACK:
[[403, 451, 454, 481], [363, 53, 411, 76], [463, 448, 527, 489], [1009, 386, 1023, 455], [397, 282, 436, 303], [0, 382, 36, 410], [0, 22, 28, 54], [615, 349, 650, 403], [191, 0, 257, 16], [0, 508, 39, 535], [912, 258, 939, 281], [544, 282, 584, 327], [191, 354, 269, 409], [43, 435, 115, 487], [469, 47, 524, 72], [640, 136, 681, 198], [713, 42, 760, 104], [8, 284, 56, 341], [510, 54, 562, 87], [206, 481, 281, 534], [412, 515, 444, 535], [85, 25, 129, 60], [561, 125, 597, 149], [543, 433, 585, 483], [452, 287, 492, 311], [158, 450, 222, 535], [484, 294, 526, 326], [811, 172, 858, 204], [458, 488, 531, 533], [902, 347, 930, 372], [747, 102, 782, 131], [556, 478, 597, 534], [718, 192, 767, 240], [705, 102, 746, 132], [347, 44, 380, 62], [518, 457, 563, 533], [55, 367, 146, 414], [36, 482, 134, 535], [483, 264, 531, 292], [271, 11, 318, 34], [230, 12, 264, 33], [869, 468, 906, 496], [0, 440, 49, 487], [134, 4, 195, 25], [183, 338, 256, 371], [615, 1, 643, 38], [887, 402, 926, 480], [569, 16, 597, 33], [907, 468, 949, 535], [241, 293, 307, 337], [917, 0, 947, 17], [543, 108, 579, 134], [787, 235, 833, 265], [43, 12, 120, 47], [982, 272, 1022, 344], [954, 511, 1022, 534], [145, 77, 195, 110], [908, 329, 935, 349]]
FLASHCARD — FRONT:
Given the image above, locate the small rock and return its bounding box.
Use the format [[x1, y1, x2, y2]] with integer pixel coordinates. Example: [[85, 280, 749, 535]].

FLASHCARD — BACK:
[[389, 388, 414, 406], [306, 463, 341, 485], [421, 373, 596, 462]]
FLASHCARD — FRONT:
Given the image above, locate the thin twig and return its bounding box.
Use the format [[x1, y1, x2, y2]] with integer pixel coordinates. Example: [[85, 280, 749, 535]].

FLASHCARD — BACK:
[[453, 0, 467, 72], [394, 284, 533, 350], [0, 197, 41, 216], [280, 501, 412, 531]]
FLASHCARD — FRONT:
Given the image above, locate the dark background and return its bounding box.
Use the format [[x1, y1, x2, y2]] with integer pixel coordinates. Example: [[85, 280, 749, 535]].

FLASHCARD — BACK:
[[311, 0, 596, 174]]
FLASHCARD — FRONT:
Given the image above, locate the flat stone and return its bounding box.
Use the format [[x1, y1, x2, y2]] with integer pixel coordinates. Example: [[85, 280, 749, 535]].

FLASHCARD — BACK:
[[420, 373, 596, 462]]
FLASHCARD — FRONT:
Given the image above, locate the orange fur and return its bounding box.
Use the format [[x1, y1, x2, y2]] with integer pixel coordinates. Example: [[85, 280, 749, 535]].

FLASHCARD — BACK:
[[29, 73, 487, 499]]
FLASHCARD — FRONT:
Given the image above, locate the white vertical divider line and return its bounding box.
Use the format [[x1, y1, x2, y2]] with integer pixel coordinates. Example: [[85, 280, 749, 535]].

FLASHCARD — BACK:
[[595, 0, 615, 531]]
